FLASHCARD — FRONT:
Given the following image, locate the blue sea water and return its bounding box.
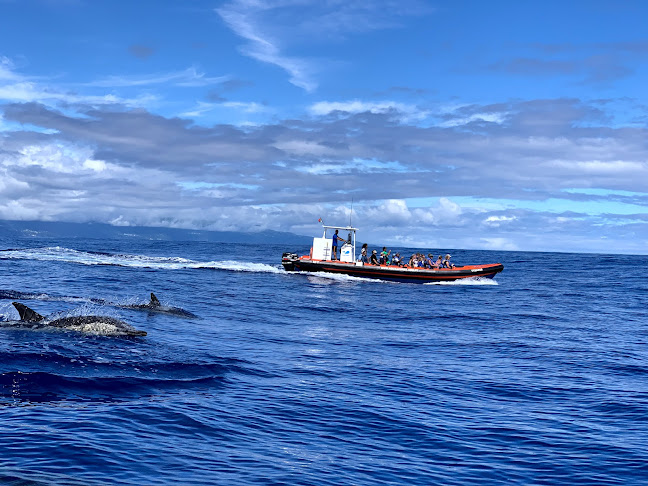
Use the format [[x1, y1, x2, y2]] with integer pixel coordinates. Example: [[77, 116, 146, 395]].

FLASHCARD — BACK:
[[0, 235, 647, 485]]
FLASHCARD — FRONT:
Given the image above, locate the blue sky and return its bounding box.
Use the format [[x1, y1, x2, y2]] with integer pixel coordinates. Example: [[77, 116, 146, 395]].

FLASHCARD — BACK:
[[1, 0, 647, 254]]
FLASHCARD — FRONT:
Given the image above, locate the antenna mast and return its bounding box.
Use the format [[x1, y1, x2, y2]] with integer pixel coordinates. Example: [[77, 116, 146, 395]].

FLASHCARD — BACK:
[[349, 198, 353, 227]]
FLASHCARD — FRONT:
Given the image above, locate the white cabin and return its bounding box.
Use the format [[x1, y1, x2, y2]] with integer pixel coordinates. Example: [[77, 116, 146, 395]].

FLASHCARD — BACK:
[[311, 225, 357, 262]]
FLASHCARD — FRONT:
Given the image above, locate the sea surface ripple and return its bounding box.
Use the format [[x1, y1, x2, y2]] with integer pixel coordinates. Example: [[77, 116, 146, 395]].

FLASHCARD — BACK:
[[0, 237, 647, 485]]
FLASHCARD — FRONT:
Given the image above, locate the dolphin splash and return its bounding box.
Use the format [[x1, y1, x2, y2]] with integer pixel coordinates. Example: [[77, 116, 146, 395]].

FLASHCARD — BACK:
[[7, 302, 147, 337]]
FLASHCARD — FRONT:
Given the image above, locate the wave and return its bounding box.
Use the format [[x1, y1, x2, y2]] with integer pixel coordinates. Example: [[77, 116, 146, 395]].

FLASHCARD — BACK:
[[424, 276, 499, 286], [0, 246, 281, 273], [296, 271, 498, 286], [0, 370, 225, 404], [304, 271, 396, 284], [0, 358, 267, 404]]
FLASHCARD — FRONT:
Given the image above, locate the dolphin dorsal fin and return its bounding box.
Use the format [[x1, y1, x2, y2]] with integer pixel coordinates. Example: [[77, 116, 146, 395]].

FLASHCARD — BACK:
[[150, 293, 160, 306], [12, 302, 45, 322]]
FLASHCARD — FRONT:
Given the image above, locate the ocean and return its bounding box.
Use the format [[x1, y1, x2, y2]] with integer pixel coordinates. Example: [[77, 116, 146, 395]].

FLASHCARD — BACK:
[[0, 236, 647, 485]]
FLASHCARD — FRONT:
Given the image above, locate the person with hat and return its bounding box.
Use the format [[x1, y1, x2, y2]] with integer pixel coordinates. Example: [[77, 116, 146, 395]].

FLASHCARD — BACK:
[[358, 243, 369, 263], [370, 249, 379, 265], [442, 254, 455, 268], [425, 253, 435, 268]]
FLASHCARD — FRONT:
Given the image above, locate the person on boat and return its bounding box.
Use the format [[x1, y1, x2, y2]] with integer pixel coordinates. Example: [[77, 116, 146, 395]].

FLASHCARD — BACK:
[[391, 253, 401, 266], [379, 247, 391, 265], [442, 254, 455, 268], [359, 243, 369, 264], [425, 253, 435, 268], [331, 229, 345, 260], [435, 255, 443, 268], [370, 249, 379, 265]]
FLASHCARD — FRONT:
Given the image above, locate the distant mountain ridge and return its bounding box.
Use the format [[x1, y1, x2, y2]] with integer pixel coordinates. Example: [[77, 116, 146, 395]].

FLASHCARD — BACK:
[[0, 220, 312, 245]]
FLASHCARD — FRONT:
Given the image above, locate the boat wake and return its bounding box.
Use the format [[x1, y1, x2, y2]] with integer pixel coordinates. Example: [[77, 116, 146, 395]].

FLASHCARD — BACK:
[[304, 271, 395, 284], [424, 277, 499, 286], [296, 271, 498, 286], [0, 247, 281, 274]]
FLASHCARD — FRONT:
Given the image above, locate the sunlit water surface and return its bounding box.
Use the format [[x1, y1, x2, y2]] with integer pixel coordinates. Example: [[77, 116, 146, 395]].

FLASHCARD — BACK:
[[1, 237, 646, 485]]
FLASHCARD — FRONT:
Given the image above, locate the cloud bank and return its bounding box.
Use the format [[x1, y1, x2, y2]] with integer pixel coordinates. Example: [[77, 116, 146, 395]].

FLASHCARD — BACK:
[[2, 91, 647, 253]]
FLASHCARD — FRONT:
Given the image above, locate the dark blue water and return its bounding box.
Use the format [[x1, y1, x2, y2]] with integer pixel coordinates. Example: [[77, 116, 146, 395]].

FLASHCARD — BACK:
[[1, 236, 647, 485]]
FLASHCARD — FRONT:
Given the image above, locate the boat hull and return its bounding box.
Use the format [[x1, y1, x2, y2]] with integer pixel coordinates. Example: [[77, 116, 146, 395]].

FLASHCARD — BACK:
[[282, 254, 503, 283]]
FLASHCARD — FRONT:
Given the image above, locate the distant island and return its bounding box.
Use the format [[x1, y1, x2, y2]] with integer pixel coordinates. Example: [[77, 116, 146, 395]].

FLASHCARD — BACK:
[[0, 220, 312, 245]]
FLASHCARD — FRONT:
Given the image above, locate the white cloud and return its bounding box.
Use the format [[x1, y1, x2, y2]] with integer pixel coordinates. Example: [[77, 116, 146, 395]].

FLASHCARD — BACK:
[[222, 101, 266, 113], [309, 100, 429, 122], [83, 159, 107, 172], [215, 1, 430, 93], [274, 140, 338, 156], [364, 198, 463, 227], [0, 56, 22, 81], [478, 237, 520, 251], [217, 2, 317, 92], [180, 101, 269, 119], [484, 215, 517, 226], [439, 112, 507, 127], [0, 79, 157, 107], [0, 168, 29, 195], [87, 67, 228, 88], [0, 56, 159, 109], [293, 157, 406, 174], [3, 96, 648, 254], [550, 159, 645, 173], [179, 101, 217, 118]]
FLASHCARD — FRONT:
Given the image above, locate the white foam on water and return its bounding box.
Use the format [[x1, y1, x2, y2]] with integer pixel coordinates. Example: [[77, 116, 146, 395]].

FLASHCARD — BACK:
[[1, 247, 281, 273], [298, 271, 499, 286], [192, 260, 282, 273], [304, 272, 396, 284], [424, 277, 499, 286]]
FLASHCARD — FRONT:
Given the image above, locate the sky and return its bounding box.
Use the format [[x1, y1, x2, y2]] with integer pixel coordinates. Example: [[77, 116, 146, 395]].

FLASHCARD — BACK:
[[1, 0, 647, 254]]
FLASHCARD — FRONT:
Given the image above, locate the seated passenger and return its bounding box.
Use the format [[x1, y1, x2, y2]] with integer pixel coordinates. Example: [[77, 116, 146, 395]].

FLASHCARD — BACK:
[[435, 255, 443, 268], [370, 249, 379, 265], [391, 253, 401, 266], [359, 246, 369, 264], [380, 247, 391, 265], [442, 254, 455, 268], [425, 253, 435, 268]]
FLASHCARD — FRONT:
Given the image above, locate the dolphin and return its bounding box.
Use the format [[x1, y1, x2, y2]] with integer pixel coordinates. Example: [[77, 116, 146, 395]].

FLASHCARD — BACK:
[[117, 293, 198, 318], [9, 302, 147, 337]]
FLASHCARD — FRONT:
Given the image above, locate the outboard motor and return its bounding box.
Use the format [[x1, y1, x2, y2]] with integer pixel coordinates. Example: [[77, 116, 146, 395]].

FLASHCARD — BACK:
[[281, 252, 299, 271]]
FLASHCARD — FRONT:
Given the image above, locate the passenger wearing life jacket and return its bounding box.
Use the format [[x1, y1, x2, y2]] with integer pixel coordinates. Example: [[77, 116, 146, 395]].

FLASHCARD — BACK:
[[425, 253, 435, 268], [442, 254, 455, 268], [380, 247, 391, 265], [359, 243, 369, 264]]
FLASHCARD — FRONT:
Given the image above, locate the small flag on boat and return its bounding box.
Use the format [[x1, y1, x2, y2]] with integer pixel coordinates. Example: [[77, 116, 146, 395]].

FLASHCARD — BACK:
[[318, 218, 322, 223]]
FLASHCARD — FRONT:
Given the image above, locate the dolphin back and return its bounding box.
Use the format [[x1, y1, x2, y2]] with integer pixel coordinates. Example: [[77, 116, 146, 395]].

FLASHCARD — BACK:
[[50, 315, 147, 337], [13, 302, 45, 322]]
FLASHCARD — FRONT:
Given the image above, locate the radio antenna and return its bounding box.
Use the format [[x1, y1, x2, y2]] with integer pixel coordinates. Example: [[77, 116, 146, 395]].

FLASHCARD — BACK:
[[349, 198, 353, 227]]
